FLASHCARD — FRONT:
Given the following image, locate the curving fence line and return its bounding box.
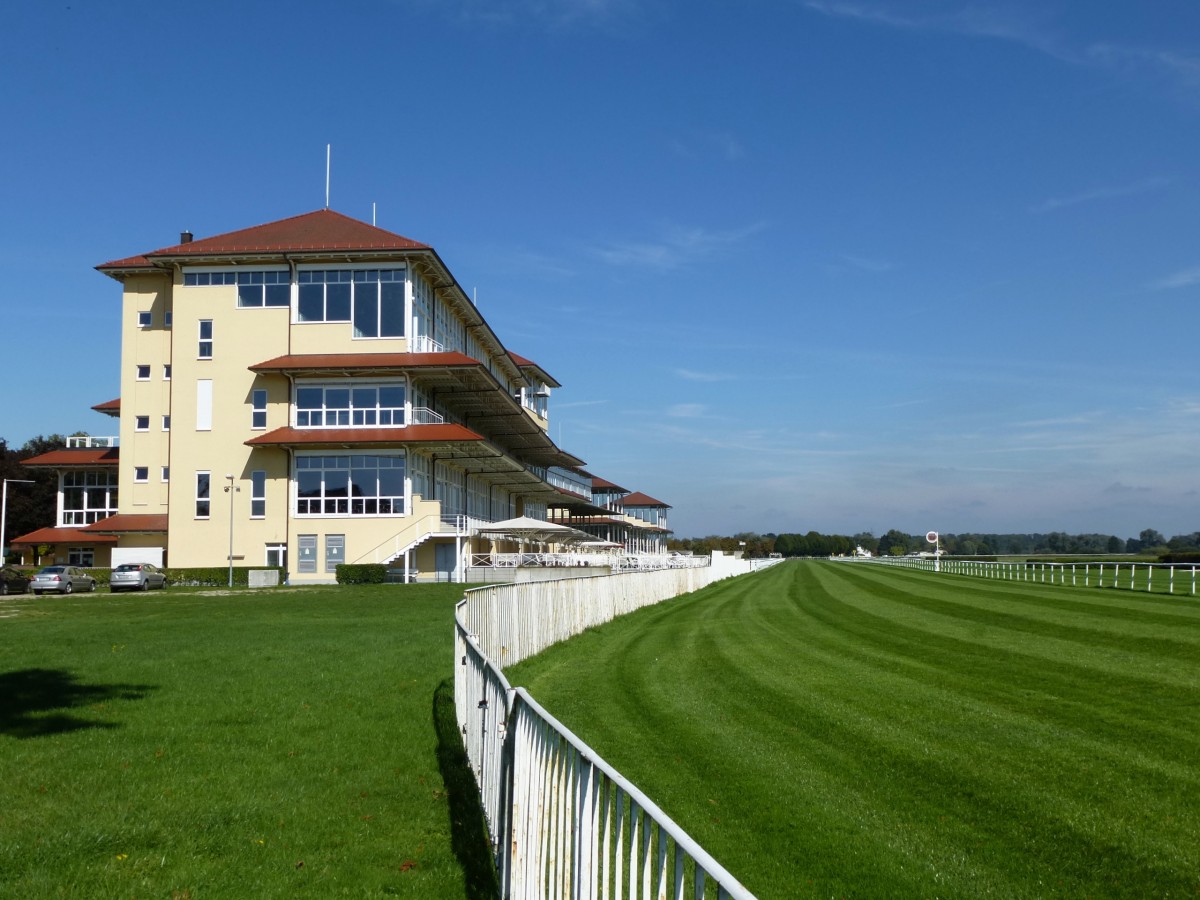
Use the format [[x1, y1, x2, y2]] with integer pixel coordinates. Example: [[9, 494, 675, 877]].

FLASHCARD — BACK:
[[455, 564, 761, 899]]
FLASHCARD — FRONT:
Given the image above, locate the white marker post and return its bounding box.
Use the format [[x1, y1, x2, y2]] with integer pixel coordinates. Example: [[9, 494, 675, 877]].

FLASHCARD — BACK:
[[926, 530, 940, 572]]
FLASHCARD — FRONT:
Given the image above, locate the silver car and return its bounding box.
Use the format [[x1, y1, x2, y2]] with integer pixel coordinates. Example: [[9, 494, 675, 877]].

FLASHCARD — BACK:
[[109, 563, 168, 593], [30, 565, 97, 595]]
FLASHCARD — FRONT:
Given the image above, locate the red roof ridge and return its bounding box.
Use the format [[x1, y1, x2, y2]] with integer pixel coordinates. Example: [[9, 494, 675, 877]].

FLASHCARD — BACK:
[[99, 209, 431, 271]]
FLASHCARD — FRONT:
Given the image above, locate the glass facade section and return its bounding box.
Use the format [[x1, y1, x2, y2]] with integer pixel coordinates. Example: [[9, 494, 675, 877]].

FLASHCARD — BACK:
[[295, 382, 405, 428], [61, 470, 118, 525], [295, 454, 405, 516], [297, 269, 405, 337]]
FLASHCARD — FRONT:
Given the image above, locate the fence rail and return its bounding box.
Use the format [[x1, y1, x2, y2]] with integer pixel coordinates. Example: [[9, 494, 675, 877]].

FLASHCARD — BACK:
[[843, 555, 1199, 595], [455, 562, 760, 899]]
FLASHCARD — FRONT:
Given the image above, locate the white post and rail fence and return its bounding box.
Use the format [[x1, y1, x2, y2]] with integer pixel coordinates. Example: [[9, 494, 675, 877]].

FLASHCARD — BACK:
[[843, 554, 1200, 595], [455, 558, 765, 899]]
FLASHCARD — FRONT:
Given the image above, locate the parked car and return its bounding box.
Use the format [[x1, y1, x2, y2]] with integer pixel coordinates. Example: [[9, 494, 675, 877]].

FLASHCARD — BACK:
[[0, 566, 31, 595], [109, 562, 168, 593], [30, 565, 97, 595]]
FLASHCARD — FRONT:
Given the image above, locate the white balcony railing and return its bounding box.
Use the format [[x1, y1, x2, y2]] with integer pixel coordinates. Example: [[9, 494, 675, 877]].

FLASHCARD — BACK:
[[410, 335, 444, 354], [66, 435, 119, 448]]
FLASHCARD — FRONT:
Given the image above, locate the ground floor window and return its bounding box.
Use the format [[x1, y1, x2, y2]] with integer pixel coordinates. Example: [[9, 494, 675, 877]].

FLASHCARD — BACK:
[[297, 535, 317, 573], [325, 534, 344, 573], [266, 543, 286, 568], [68, 547, 94, 566], [295, 453, 405, 516]]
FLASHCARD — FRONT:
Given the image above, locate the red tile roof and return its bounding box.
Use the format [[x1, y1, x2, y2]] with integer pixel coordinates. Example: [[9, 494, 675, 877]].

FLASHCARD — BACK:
[[245, 424, 485, 447], [85, 514, 168, 533], [591, 476, 629, 492], [22, 448, 119, 467], [92, 398, 121, 416], [618, 491, 671, 508], [249, 351, 481, 372], [98, 209, 430, 272], [10, 527, 118, 545], [509, 352, 561, 388]]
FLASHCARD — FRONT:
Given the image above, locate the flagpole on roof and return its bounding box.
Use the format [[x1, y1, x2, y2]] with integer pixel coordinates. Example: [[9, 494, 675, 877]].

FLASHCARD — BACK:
[[325, 144, 331, 209]]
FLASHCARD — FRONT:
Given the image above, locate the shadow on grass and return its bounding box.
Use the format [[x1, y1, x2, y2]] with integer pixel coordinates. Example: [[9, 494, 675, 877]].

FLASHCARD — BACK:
[[432, 678, 500, 900], [0, 668, 155, 738]]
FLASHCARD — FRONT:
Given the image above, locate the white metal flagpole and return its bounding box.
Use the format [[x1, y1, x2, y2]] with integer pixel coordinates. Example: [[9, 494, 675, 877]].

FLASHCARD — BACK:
[[927, 530, 940, 572]]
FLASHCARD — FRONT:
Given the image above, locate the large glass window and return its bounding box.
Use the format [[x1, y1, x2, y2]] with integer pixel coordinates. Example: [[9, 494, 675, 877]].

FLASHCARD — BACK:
[[61, 470, 118, 525], [297, 268, 405, 337], [295, 382, 405, 428], [295, 454, 405, 516]]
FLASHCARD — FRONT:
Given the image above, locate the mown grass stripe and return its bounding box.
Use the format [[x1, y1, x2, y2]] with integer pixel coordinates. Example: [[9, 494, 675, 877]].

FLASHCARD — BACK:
[[508, 560, 1200, 899]]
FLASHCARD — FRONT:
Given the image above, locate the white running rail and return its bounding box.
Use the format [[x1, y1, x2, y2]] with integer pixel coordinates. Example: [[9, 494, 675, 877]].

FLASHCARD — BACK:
[[455, 566, 758, 899], [838, 555, 1199, 595]]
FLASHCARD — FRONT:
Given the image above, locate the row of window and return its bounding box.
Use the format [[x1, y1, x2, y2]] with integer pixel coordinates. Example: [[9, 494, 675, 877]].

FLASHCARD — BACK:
[[136, 364, 171, 380], [181, 269, 408, 338]]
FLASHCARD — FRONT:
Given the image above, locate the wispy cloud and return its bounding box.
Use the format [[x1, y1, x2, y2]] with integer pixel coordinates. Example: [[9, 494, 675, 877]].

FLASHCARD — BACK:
[[674, 367, 735, 382], [839, 253, 893, 272], [803, 2, 1200, 96], [1032, 176, 1169, 214], [667, 403, 708, 418], [1150, 266, 1200, 290], [590, 222, 765, 270], [404, 0, 652, 30], [803, 1, 1066, 59]]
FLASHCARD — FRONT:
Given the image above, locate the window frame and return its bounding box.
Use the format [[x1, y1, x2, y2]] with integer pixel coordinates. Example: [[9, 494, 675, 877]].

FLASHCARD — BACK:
[[293, 452, 406, 517], [250, 470, 266, 518], [252, 389, 268, 430], [293, 379, 406, 429], [296, 266, 406, 338], [198, 320, 213, 359], [195, 471, 211, 519]]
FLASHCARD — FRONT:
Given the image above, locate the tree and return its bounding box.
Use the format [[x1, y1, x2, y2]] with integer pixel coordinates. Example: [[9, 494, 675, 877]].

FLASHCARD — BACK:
[[878, 529, 911, 557], [1, 436, 66, 562]]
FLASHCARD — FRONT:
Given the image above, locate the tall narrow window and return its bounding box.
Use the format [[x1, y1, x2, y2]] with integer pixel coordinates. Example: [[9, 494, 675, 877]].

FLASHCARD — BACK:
[[250, 470, 266, 517], [162, 415, 171, 431], [163, 364, 172, 380], [161, 466, 170, 482], [195, 472, 211, 518], [198, 320, 213, 358], [252, 389, 267, 429], [196, 380, 212, 431]]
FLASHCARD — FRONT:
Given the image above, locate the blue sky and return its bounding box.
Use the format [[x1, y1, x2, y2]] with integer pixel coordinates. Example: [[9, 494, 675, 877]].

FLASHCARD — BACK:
[[2, 0, 1199, 540]]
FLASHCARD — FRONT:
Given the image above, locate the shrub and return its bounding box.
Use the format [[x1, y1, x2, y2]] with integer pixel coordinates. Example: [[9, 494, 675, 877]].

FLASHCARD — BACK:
[[335, 563, 387, 585]]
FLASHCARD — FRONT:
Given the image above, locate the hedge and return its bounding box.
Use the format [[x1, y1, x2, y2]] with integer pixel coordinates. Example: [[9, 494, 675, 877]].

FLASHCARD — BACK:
[[335, 564, 387, 585]]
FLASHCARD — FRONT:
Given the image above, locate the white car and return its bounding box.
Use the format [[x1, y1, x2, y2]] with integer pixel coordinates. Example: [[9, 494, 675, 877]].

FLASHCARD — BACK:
[[109, 563, 168, 593], [30, 565, 97, 595]]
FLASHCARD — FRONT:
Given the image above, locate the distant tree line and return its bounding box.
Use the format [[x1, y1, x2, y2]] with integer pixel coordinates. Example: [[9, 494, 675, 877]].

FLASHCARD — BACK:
[[1, 435, 71, 560], [668, 527, 1200, 559]]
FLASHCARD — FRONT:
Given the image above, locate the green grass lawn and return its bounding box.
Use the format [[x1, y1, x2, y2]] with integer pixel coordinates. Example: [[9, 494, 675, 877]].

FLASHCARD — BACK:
[[507, 560, 1200, 899], [0, 584, 496, 899]]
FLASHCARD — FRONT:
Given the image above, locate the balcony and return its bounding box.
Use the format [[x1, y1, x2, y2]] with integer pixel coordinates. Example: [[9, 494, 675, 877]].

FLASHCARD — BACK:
[[66, 436, 119, 449]]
